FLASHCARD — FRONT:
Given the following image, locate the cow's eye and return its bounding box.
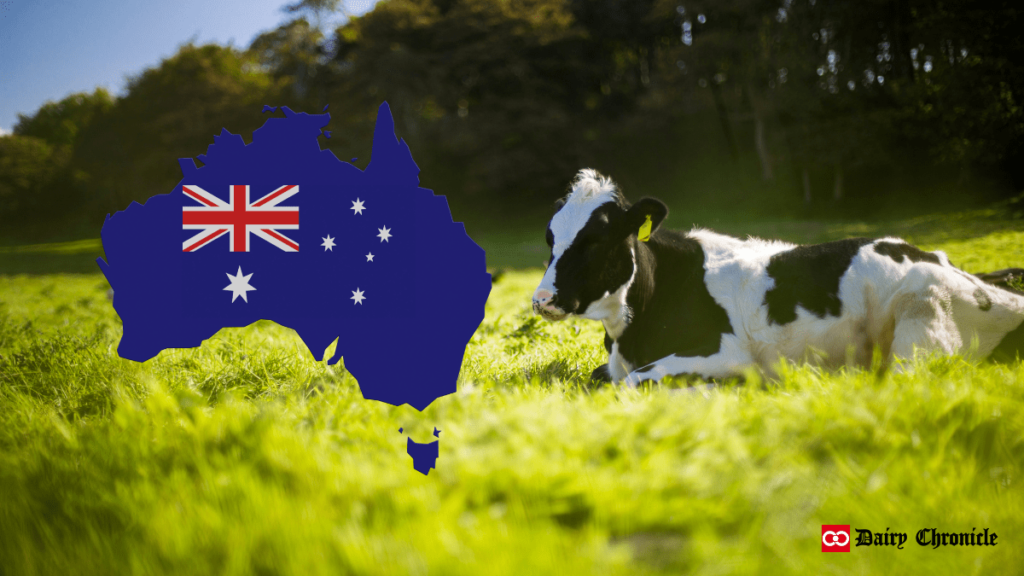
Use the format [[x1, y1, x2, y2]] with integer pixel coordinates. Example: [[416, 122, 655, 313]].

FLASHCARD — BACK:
[[545, 229, 554, 247]]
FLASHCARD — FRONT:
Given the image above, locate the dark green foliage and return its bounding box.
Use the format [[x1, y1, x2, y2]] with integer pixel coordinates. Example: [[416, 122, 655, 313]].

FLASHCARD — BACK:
[[325, 0, 612, 201], [0, 135, 59, 217], [3, 0, 1024, 238], [73, 45, 289, 218], [0, 90, 114, 228], [14, 89, 114, 150], [0, 47, 290, 237]]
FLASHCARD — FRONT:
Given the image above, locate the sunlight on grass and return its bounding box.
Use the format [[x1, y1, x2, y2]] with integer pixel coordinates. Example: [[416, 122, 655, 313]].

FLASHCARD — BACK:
[[0, 238, 103, 254], [1, 217, 1023, 574]]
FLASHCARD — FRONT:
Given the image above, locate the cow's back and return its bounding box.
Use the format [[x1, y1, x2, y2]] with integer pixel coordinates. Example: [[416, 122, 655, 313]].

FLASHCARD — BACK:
[[692, 231, 1024, 370]]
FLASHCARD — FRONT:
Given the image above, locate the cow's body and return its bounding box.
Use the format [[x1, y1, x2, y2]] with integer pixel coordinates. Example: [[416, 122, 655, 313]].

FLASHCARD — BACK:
[[533, 170, 1024, 386]]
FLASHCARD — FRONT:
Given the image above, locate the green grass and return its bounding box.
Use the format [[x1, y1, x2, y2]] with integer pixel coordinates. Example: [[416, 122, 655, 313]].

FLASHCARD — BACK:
[[1, 214, 1024, 575]]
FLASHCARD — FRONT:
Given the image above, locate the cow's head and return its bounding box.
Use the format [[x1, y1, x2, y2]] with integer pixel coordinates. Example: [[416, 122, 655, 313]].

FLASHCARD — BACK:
[[532, 169, 668, 321]]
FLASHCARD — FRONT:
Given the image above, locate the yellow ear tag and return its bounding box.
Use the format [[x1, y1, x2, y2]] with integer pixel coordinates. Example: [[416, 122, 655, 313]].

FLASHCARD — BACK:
[[638, 214, 653, 242]]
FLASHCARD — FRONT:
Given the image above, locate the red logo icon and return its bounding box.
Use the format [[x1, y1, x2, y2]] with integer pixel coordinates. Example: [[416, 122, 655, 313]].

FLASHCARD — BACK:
[[822, 525, 851, 552]]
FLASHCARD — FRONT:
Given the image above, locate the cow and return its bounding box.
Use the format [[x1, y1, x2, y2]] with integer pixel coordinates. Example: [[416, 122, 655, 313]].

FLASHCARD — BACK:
[[532, 169, 1024, 387]]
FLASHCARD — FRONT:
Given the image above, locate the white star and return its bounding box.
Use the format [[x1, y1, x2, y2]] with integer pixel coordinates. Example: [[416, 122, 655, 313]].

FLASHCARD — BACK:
[[351, 287, 366, 305], [321, 235, 336, 251], [351, 198, 366, 215], [366, 252, 375, 262], [377, 226, 392, 242], [224, 266, 255, 303]]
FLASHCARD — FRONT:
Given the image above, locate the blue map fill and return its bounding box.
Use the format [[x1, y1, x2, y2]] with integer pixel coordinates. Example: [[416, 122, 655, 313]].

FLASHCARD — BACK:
[[98, 102, 491, 410], [407, 437, 439, 475]]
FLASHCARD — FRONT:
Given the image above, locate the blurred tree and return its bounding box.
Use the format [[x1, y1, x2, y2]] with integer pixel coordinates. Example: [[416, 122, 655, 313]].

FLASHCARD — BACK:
[[329, 0, 579, 200], [652, 0, 1024, 207], [73, 44, 286, 215], [895, 0, 1024, 183], [326, 0, 690, 205], [250, 18, 328, 102], [4, 0, 1024, 235], [656, 0, 780, 161], [13, 89, 114, 151], [765, 0, 901, 203], [568, 0, 677, 105], [285, 0, 351, 26], [0, 135, 60, 219], [1, 90, 113, 224]]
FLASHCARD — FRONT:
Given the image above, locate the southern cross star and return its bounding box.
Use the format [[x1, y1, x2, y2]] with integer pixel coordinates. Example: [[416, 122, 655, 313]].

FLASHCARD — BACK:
[[351, 198, 366, 215], [224, 266, 255, 303], [351, 287, 366, 305], [366, 252, 375, 262], [321, 235, 336, 251], [377, 226, 392, 242]]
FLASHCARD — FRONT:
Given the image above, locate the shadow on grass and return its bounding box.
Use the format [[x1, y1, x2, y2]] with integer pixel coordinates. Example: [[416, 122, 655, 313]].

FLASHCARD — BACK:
[[0, 239, 106, 275]]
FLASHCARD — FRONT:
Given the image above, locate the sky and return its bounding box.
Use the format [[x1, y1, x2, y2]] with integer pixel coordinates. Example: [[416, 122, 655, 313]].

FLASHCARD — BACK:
[[0, 0, 378, 134]]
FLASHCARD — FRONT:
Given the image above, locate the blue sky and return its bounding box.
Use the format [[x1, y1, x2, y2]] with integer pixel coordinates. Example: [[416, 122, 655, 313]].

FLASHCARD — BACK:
[[0, 0, 377, 134]]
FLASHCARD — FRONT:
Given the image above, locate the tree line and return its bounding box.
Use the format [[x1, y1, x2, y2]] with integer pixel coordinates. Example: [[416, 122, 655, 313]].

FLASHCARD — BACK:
[[2, 0, 1022, 236]]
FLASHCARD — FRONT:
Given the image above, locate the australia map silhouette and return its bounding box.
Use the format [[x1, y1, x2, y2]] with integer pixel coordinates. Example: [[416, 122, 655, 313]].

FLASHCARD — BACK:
[[98, 102, 492, 415]]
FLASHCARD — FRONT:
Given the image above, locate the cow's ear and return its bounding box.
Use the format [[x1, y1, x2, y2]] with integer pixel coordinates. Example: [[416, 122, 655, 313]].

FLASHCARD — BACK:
[[554, 196, 568, 210], [622, 197, 668, 239]]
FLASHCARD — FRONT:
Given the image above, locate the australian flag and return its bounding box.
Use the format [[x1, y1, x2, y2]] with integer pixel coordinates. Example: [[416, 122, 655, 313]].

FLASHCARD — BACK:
[[98, 103, 491, 410]]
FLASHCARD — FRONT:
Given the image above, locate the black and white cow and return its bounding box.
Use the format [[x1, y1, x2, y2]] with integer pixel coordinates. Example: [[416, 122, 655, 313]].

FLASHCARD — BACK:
[[532, 169, 1024, 386]]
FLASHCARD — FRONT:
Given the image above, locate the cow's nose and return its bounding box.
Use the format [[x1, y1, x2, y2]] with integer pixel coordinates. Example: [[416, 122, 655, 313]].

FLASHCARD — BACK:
[[534, 289, 553, 304]]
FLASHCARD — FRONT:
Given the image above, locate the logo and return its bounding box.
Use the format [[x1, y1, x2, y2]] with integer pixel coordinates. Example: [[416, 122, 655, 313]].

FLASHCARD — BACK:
[[818, 524, 999, 551], [822, 525, 851, 552]]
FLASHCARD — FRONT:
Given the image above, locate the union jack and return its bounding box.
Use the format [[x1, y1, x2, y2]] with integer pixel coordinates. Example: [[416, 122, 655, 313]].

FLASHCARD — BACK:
[[182, 184, 300, 252]]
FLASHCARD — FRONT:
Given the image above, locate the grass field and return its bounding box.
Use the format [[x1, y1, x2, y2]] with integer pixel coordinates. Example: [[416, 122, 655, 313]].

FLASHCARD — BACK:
[[2, 213, 1024, 575]]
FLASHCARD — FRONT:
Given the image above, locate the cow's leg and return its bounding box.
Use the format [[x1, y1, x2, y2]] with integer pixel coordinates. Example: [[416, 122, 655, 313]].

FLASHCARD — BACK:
[[887, 276, 958, 365], [621, 337, 752, 387], [590, 364, 612, 383], [888, 264, 1024, 364], [990, 320, 1024, 363], [975, 268, 1024, 294]]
